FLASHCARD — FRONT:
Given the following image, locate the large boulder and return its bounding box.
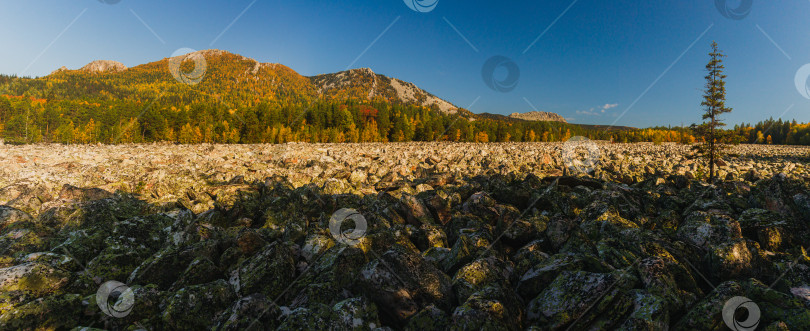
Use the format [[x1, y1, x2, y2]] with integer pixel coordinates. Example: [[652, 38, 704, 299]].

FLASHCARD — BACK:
[[526, 269, 637, 330], [161, 279, 236, 329], [357, 245, 455, 325]]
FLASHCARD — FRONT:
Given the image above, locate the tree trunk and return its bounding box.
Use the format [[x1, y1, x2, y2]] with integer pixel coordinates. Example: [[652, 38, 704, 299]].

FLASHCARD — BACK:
[[710, 113, 715, 184]]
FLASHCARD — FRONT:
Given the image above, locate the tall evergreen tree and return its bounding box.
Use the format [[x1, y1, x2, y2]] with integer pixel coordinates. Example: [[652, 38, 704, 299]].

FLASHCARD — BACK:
[[691, 41, 733, 183]]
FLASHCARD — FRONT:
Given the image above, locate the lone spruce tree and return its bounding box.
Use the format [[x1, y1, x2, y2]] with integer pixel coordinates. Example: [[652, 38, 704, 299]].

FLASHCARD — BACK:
[[692, 41, 732, 183]]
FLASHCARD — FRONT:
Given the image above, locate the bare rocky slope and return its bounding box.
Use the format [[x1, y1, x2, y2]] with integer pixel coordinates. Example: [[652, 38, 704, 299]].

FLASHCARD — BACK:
[[1, 142, 809, 330], [309, 68, 458, 114]]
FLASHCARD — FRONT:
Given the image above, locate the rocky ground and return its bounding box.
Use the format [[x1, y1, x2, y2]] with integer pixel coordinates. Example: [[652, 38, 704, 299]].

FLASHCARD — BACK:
[[0, 142, 809, 330]]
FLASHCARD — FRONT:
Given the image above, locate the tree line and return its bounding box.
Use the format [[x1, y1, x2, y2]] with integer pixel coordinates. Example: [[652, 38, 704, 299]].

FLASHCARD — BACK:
[[1, 92, 809, 145]]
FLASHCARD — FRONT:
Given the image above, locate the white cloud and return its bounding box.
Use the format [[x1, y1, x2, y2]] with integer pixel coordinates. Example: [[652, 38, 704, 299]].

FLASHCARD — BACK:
[[577, 103, 619, 117], [576, 109, 600, 116]]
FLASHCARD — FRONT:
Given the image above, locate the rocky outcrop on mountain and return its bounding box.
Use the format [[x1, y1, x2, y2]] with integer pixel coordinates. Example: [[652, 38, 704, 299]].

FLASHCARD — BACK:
[[310, 68, 459, 114], [49, 66, 69, 75], [1, 142, 809, 329], [79, 60, 127, 73], [509, 111, 567, 123]]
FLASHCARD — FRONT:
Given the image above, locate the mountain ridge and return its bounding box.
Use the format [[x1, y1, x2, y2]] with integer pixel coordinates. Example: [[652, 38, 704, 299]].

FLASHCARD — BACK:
[[47, 49, 463, 114]]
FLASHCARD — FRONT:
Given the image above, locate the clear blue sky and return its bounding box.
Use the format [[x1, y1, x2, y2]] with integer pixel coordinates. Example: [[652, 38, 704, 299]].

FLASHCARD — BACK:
[[1, 0, 809, 127]]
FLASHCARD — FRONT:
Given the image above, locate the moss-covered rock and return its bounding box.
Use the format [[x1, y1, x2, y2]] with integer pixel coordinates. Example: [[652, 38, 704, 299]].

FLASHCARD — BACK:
[[450, 284, 524, 331], [277, 303, 335, 330], [452, 256, 513, 304], [214, 293, 280, 331], [161, 279, 235, 329], [738, 208, 791, 251], [516, 253, 611, 302], [301, 233, 335, 262], [0, 262, 71, 297], [332, 297, 382, 330], [235, 241, 296, 298], [357, 245, 455, 325], [173, 256, 221, 289], [405, 304, 450, 331], [526, 269, 637, 329], [677, 211, 742, 250], [616, 290, 669, 330], [674, 278, 810, 330], [511, 240, 550, 283], [0, 293, 82, 330], [0, 206, 34, 232], [127, 239, 220, 290], [441, 229, 492, 275]]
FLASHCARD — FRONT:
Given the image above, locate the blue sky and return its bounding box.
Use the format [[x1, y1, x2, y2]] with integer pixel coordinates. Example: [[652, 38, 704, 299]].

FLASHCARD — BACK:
[[1, 0, 809, 127]]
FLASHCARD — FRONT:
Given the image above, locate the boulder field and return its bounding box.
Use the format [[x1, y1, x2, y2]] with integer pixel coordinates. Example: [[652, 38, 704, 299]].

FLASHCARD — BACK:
[[0, 142, 808, 330]]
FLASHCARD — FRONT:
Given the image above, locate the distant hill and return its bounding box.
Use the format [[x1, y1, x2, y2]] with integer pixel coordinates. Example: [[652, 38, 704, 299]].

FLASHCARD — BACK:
[[477, 113, 636, 132], [509, 111, 566, 123]]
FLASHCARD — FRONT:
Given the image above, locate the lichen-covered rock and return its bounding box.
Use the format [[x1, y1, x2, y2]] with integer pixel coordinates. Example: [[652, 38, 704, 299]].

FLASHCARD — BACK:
[[173, 256, 221, 289], [357, 245, 455, 325], [738, 208, 791, 251], [451, 285, 524, 331], [634, 256, 700, 315], [0, 206, 34, 231], [0, 223, 52, 267], [526, 269, 637, 329], [332, 297, 382, 330], [452, 256, 513, 303], [161, 279, 235, 329], [674, 279, 810, 330], [128, 239, 220, 290], [516, 253, 611, 301], [301, 234, 335, 262], [0, 293, 82, 330], [215, 293, 280, 331], [422, 246, 451, 267], [441, 229, 492, 274], [616, 290, 669, 330], [705, 239, 754, 280], [235, 241, 296, 298], [677, 211, 742, 250], [512, 240, 550, 282], [286, 245, 368, 307], [277, 303, 335, 330], [405, 304, 450, 330], [0, 262, 71, 297], [579, 204, 639, 240], [409, 224, 448, 251], [400, 194, 435, 226], [501, 213, 548, 248]]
